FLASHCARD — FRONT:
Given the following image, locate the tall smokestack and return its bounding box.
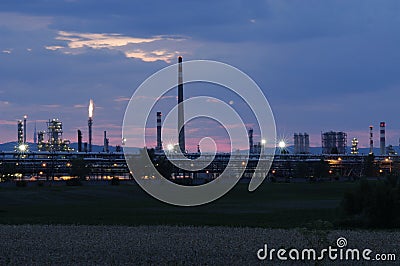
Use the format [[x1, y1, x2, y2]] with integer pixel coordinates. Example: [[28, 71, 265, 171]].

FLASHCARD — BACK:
[[103, 130, 109, 153], [17, 120, 23, 144], [178, 56, 185, 153], [304, 133, 310, 154], [380, 122, 386, 155], [23, 115, 27, 143], [248, 128, 254, 154], [33, 121, 37, 144], [294, 133, 299, 154], [299, 133, 304, 153], [88, 99, 94, 152], [77, 130, 82, 152], [156, 112, 162, 151], [37, 131, 44, 151], [369, 125, 374, 154]]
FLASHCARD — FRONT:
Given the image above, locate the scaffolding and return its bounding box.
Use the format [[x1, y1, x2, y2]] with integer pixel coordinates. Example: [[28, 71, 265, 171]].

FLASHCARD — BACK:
[[351, 138, 359, 155], [294, 133, 310, 154], [37, 119, 72, 152], [322, 131, 347, 154], [17, 120, 23, 144]]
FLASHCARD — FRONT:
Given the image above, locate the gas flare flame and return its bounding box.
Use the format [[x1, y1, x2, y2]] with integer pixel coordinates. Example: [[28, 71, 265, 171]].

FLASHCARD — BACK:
[[89, 99, 94, 118]]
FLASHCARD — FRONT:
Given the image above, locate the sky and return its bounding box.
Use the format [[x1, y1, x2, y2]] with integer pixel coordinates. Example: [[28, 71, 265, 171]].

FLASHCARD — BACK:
[[1, 0, 400, 151]]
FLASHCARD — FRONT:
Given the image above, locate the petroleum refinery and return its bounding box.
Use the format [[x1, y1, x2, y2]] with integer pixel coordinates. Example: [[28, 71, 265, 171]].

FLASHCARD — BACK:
[[1, 56, 400, 182]]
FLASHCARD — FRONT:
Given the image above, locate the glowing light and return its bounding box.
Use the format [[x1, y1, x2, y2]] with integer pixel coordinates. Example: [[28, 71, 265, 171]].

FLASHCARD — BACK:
[[167, 144, 174, 151], [18, 144, 27, 152], [278, 141, 286, 149], [261, 139, 266, 145], [23, 115, 27, 119], [88, 99, 94, 118]]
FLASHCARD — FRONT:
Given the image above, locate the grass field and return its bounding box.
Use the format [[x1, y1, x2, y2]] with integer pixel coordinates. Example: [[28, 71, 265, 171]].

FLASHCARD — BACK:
[[0, 181, 358, 228]]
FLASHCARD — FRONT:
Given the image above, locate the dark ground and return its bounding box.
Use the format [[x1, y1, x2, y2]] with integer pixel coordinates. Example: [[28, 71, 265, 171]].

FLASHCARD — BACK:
[[0, 180, 357, 228], [1, 181, 399, 265], [0, 224, 398, 265]]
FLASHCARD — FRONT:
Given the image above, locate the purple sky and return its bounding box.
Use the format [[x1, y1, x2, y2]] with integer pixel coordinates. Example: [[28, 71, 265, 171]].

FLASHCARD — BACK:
[[1, 0, 400, 151]]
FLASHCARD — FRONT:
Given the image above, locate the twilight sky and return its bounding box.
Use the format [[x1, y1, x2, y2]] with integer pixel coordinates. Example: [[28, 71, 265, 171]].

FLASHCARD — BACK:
[[1, 0, 400, 151]]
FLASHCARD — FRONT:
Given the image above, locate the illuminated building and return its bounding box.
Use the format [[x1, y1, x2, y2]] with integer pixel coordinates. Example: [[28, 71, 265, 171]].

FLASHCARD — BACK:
[[351, 138, 359, 155]]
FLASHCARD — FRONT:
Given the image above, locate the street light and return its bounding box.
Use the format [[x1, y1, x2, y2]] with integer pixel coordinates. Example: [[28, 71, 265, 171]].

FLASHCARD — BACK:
[[278, 141, 286, 149], [278, 140, 289, 154], [18, 144, 28, 152], [167, 144, 174, 151]]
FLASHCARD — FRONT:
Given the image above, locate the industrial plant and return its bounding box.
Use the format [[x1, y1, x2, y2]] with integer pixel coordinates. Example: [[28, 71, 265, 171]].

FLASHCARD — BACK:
[[321, 131, 347, 154], [37, 119, 72, 152], [1, 56, 400, 183], [294, 133, 310, 154]]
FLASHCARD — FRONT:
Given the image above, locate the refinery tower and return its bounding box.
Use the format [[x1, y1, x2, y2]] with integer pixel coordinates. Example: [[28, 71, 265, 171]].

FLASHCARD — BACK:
[[88, 99, 94, 152], [178, 56, 185, 153]]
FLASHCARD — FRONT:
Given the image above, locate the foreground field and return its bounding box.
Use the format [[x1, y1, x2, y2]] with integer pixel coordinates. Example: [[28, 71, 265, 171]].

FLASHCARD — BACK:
[[0, 225, 398, 265], [0, 181, 357, 228]]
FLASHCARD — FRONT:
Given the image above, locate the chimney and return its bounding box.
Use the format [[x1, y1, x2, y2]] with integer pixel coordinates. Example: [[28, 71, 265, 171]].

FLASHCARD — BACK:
[[88, 99, 94, 152], [304, 133, 310, 154], [103, 130, 109, 153], [33, 121, 37, 144], [380, 122, 386, 155], [178, 56, 185, 153], [17, 120, 23, 144], [369, 125, 374, 154], [23, 115, 27, 143], [156, 112, 162, 151], [299, 133, 304, 153], [77, 130, 82, 152], [248, 128, 254, 154]]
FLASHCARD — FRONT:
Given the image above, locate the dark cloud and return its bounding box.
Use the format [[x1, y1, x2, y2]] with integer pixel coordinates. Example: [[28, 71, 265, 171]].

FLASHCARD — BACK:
[[2, 1, 399, 43]]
